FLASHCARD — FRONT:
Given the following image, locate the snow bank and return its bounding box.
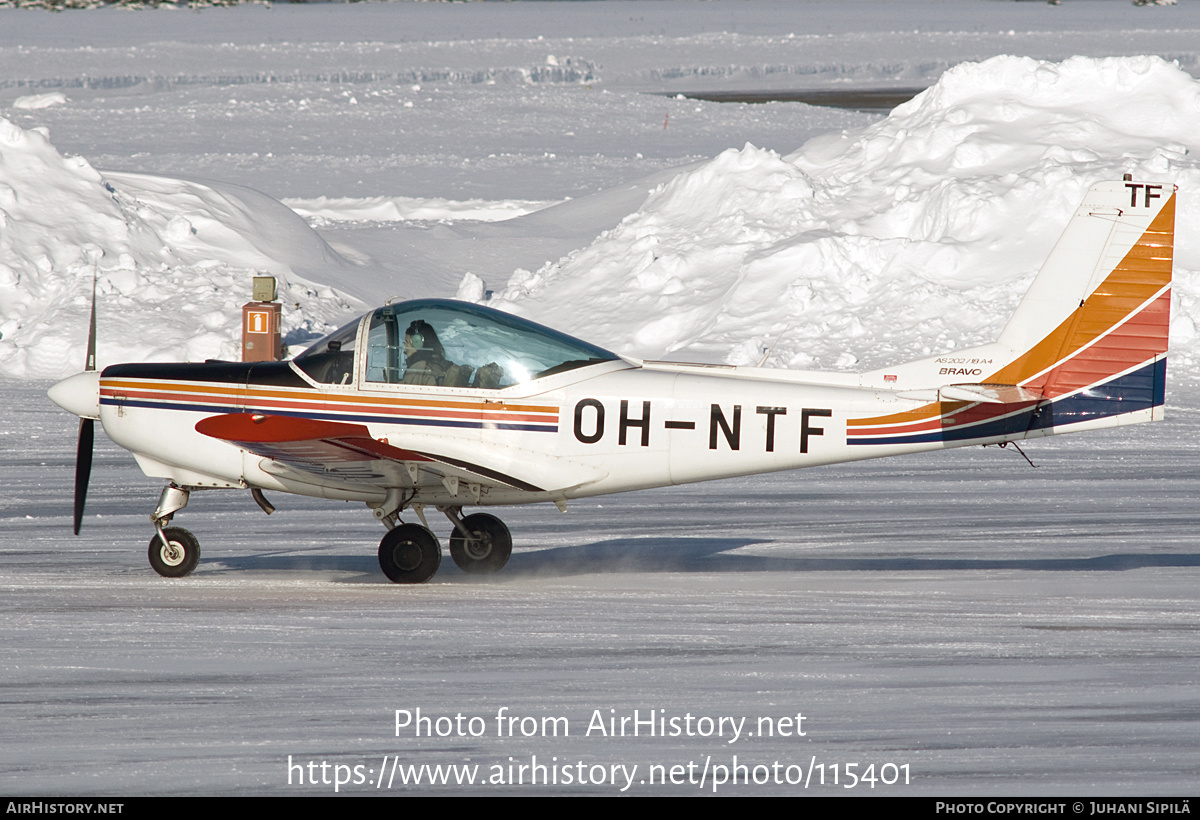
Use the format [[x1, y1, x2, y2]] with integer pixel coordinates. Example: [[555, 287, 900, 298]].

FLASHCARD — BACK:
[[282, 195, 557, 226], [0, 118, 360, 378], [484, 55, 1200, 380], [7, 55, 1200, 386], [11, 92, 66, 110]]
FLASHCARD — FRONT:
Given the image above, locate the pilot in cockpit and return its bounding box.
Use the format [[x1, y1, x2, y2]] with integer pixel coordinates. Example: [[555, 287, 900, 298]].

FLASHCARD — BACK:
[[402, 320, 475, 387], [401, 320, 447, 385]]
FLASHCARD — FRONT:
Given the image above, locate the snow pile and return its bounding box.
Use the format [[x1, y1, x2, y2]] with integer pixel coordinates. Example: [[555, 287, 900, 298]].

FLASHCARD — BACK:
[[11, 92, 67, 111], [483, 56, 1200, 379], [7, 55, 1200, 385], [283, 195, 557, 226], [0, 118, 360, 378]]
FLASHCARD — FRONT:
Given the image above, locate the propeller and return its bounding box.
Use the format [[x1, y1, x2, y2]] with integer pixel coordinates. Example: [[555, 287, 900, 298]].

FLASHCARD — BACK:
[[72, 270, 98, 535]]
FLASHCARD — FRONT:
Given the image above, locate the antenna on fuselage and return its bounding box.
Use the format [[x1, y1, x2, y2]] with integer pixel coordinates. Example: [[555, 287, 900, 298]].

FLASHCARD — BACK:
[[756, 323, 792, 368]]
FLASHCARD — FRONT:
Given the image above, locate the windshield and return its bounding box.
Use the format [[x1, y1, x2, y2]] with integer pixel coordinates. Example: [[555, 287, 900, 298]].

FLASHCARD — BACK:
[[292, 316, 361, 384], [362, 299, 618, 389]]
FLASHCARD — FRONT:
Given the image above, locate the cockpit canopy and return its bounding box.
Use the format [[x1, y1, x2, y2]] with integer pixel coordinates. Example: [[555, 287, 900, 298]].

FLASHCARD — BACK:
[[293, 299, 620, 389]]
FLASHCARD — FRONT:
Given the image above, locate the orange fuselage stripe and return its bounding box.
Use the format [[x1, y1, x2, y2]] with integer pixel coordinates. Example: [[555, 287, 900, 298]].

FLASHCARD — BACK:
[[100, 378, 559, 420]]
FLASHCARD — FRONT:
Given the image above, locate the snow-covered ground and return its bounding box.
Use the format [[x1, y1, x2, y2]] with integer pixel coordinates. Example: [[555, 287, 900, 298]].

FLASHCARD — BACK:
[[2, 0, 1199, 796], [8, 378, 1199, 796]]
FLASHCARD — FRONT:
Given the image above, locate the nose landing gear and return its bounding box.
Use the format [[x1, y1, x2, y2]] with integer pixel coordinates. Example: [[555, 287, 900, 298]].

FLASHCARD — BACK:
[[148, 527, 200, 578], [147, 485, 200, 578]]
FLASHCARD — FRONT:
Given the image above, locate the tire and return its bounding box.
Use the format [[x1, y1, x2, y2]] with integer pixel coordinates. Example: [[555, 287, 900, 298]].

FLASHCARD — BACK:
[[148, 527, 200, 578], [378, 524, 441, 584], [449, 513, 512, 574]]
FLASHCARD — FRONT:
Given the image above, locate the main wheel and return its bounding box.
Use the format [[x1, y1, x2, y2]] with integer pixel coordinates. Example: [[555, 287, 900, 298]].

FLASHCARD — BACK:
[[148, 527, 200, 578], [449, 513, 512, 574], [378, 524, 441, 584]]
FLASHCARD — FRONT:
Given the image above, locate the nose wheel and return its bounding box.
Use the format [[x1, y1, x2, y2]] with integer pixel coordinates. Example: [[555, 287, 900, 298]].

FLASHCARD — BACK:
[[148, 527, 200, 578]]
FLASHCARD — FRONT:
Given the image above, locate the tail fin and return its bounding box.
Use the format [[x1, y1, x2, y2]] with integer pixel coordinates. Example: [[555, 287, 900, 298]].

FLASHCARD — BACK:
[[992, 178, 1174, 417], [851, 178, 1174, 446]]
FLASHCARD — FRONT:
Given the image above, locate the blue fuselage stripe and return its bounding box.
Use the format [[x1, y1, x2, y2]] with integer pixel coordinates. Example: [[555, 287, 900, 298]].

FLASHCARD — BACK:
[[847, 359, 1165, 446]]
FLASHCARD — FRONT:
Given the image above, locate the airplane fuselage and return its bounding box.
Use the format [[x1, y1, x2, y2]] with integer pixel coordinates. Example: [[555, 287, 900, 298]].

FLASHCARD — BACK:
[[99, 360, 888, 506], [96, 351, 1156, 510]]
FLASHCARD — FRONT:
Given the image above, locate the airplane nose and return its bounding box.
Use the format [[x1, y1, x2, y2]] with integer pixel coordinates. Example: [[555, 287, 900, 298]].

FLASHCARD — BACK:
[[48, 370, 101, 419]]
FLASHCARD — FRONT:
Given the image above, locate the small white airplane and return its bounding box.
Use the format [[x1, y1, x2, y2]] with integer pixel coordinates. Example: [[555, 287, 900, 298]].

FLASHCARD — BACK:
[[49, 177, 1175, 583]]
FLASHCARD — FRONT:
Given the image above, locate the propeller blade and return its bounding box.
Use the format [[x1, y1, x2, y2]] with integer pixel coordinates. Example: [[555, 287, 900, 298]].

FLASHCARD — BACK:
[[73, 265, 98, 535], [73, 417, 94, 535], [86, 267, 97, 371]]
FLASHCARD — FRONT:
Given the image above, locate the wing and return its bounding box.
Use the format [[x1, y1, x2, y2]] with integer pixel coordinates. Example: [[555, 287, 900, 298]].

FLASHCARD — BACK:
[[194, 413, 605, 500]]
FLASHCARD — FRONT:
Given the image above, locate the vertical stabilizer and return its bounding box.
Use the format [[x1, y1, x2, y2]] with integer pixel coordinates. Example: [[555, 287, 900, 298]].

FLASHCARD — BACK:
[[849, 179, 1174, 447], [992, 179, 1174, 411]]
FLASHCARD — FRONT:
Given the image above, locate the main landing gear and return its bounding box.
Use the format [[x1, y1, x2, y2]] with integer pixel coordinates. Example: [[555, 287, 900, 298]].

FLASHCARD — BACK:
[[378, 524, 441, 584], [374, 505, 512, 584], [448, 513, 512, 574]]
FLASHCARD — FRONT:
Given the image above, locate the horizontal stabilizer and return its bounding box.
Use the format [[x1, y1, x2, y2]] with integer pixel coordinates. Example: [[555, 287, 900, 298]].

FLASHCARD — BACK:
[[938, 384, 1045, 405]]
